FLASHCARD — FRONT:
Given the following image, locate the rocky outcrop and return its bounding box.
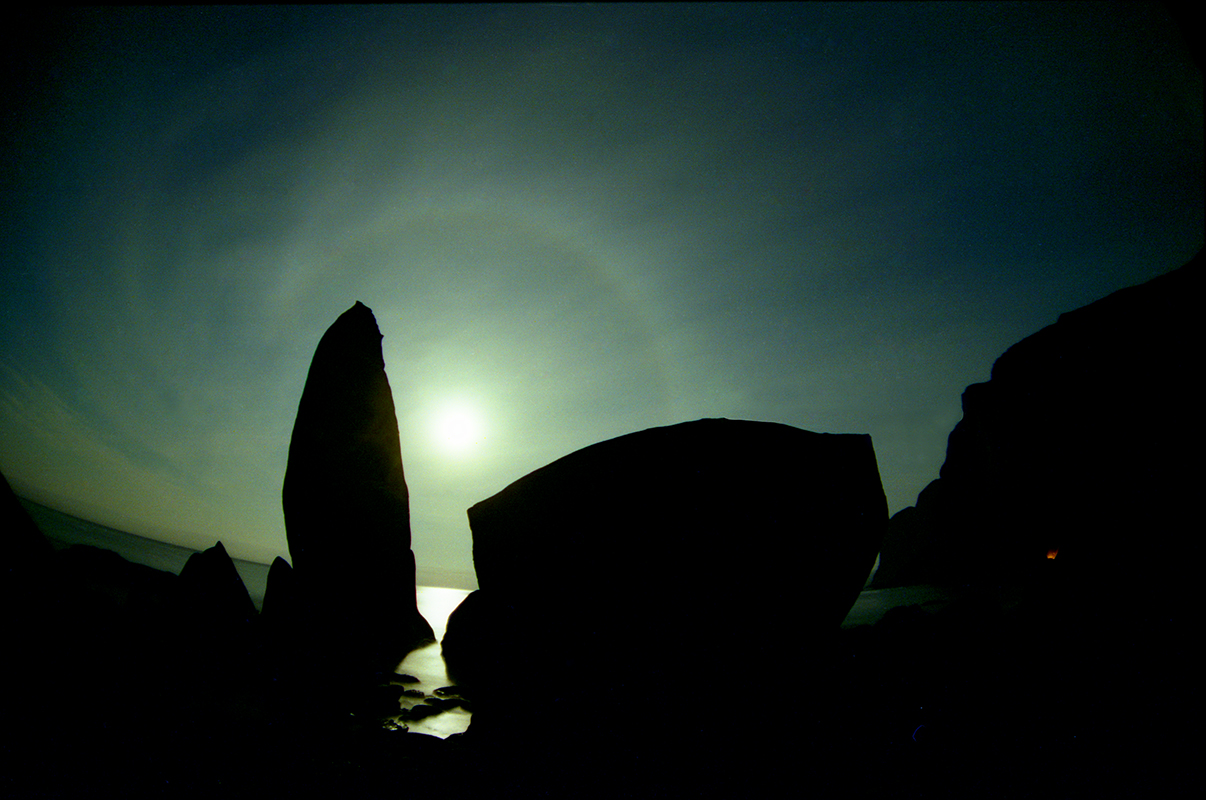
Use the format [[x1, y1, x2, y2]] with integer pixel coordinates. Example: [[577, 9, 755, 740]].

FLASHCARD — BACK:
[[1, 472, 53, 581], [179, 541, 256, 626], [438, 587, 507, 688], [177, 541, 260, 696], [444, 418, 887, 755], [260, 555, 295, 621], [873, 252, 1201, 601], [260, 555, 304, 688], [282, 302, 433, 680]]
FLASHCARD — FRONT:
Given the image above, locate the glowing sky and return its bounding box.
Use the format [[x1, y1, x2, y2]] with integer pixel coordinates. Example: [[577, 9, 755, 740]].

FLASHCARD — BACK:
[[1, 4, 1200, 588]]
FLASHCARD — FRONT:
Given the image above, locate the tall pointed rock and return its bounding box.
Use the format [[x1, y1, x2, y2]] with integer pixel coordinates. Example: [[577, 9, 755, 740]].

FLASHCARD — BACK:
[[282, 302, 433, 679]]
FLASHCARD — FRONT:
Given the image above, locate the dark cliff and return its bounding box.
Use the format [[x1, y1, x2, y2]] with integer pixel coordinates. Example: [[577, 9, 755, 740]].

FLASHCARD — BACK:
[[873, 252, 1201, 601]]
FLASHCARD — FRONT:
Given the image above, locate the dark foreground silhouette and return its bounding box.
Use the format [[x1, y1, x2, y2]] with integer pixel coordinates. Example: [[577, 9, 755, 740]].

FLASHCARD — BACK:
[[2, 494, 1191, 799], [2, 478, 1194, 798], [875, 253, 1201, 604], [442, 418, 888, 776], [278, 301, 434, 683], [3, 257, 1199, 797]]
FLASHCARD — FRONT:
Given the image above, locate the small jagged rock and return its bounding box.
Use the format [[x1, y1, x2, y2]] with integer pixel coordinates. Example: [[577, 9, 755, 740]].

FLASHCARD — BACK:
[[260, 556, 295, 621], [179, 541, 256, 625], [389, 673, 421, 684]]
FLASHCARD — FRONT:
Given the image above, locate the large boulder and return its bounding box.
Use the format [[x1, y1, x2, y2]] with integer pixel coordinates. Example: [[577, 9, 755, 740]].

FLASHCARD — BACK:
[[281, 302, 433, 680], [444, 418, 887, 762], [873, 252, 1201, 604]]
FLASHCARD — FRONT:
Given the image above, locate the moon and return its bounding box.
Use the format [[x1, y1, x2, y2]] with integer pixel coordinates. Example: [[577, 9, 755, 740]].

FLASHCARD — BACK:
[[430, 401, 486, 458]]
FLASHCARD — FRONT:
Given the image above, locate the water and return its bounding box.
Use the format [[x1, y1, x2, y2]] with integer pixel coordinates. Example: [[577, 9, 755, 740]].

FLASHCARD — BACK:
[[394, 586, 473, 737]]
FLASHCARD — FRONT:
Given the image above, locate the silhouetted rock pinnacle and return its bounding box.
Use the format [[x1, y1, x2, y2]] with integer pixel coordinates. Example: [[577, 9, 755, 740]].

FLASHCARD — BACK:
[[282, 302, 433, 680]]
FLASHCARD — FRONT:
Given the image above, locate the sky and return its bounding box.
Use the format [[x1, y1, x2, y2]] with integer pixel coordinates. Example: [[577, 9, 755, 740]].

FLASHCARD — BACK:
[[1, 4, 1200, 589]]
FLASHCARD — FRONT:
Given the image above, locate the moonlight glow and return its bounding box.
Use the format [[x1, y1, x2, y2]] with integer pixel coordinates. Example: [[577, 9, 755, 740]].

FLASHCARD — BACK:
[[0, 5, 1198, 585], [431, 402, 486, 458]]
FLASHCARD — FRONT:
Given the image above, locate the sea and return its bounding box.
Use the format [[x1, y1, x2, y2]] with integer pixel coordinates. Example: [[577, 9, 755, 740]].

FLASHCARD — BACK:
[[16, 497, 955, 738]]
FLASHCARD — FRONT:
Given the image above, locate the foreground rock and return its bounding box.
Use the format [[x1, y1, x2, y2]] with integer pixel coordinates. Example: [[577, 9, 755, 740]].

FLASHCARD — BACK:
[[1, 472, 53, 579], [260, 555, 296, 622], [873, 252, 1201, 606], [281, 302, 433, 681], [178, 541, 262, 702], [1, 477, 1187, 797], [179, 541, 256, 626], [444, 418, 888, 778]]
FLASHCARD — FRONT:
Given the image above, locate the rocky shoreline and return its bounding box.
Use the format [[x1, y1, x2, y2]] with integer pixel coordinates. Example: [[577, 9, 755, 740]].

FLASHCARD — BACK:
[[2, 540, 1190, 798], [5, 256, 1199, 798]]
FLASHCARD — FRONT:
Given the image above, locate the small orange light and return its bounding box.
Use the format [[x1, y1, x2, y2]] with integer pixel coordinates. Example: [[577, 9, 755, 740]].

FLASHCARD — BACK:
[[1046, 548, 1058, 560]]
